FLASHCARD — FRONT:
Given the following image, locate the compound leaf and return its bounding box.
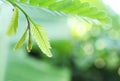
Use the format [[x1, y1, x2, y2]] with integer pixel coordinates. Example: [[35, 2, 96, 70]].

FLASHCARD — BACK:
[[8, 0, 111, 24]]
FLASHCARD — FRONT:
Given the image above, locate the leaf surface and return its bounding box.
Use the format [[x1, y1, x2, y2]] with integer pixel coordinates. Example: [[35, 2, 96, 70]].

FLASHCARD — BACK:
[[8, 0, 111, 24], [31, 24, 52, 57], [6, 7, 19, 36], [14, 28, 28, 51]]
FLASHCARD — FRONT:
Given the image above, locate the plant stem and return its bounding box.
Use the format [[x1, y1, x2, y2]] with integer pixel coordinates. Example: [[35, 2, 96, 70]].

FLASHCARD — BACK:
[[7, 0, 34, 52], [6, 0, 35, 25]]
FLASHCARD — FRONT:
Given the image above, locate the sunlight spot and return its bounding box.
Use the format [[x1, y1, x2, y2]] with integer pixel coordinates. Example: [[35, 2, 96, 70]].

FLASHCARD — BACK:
[[0, 1, 3, 5], [83, 43, 94, 55], [95, 39, 106, 50], [68, 17, 92, 38], [103, 0, 120, 14]]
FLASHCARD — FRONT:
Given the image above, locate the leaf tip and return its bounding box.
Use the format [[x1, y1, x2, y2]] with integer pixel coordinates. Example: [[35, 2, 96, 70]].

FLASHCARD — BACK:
[[47, 52, 53, 57], [27, 46, 32, 53], [13, 47, 17, 51]]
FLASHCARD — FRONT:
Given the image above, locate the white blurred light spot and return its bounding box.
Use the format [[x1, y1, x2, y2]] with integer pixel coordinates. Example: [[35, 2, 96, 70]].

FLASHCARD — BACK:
[[95, 39, 106, 50], [68, 17, 92, 38], [83, 43, 94, 55], [103, 0, 120, 14], [0, 1, 3, 5]]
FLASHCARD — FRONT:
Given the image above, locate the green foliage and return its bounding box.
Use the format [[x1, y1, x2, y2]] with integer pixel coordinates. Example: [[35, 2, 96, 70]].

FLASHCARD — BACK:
[[31, 24, 52, 57], [14, 28, 28, 51], [5, 0, 111, 57], [1, 0, 120, 81], [6, 7, 18, 36], [8, 0, 111, 23]]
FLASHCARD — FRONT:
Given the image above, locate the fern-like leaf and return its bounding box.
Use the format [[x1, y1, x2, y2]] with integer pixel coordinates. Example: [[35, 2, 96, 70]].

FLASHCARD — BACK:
[[31, 24, 52, 57], [6, 7, 19, 36], [8, 0, 111, 23], [14, 28, 28, 51]]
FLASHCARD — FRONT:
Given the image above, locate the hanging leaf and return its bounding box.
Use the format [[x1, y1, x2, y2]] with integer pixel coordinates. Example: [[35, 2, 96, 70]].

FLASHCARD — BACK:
[[31, 24, 52, 57], [14, 28, 28, 51], [27, 31, 33, 52], [6, 7, 19, 36]]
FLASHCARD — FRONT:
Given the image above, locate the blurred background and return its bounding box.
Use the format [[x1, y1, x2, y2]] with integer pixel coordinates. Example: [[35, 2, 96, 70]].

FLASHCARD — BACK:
[[0, 0, 120, 81]]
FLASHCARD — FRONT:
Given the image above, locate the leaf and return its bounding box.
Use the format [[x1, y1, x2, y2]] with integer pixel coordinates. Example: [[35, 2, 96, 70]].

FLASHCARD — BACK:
[[9, 0, 111, 24], [31, 24, 52, 57], [14, 28, 28, 51], [6, 7, 19, 36], [27, 32, 33, 52]]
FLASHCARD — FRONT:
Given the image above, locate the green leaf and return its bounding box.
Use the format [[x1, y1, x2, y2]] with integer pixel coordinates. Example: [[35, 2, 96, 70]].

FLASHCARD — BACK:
[[14, 28, 28, 51], [6, 7, 19, 36], [9, 0, 111, 24], [31, 24, 52, 57]]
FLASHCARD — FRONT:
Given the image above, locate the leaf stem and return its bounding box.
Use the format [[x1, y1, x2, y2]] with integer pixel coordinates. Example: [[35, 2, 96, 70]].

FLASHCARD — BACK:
[[7, 0, 33, 40], [6, 0, 35, 25], [7, 0, 33, 52]]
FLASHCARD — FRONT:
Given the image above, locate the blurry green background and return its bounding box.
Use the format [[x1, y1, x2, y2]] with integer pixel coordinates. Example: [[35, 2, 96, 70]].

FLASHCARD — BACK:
[[0, 0, 120, 81]]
